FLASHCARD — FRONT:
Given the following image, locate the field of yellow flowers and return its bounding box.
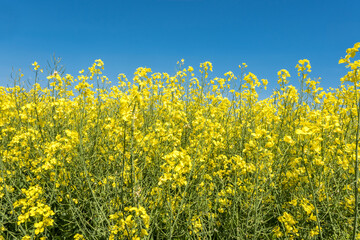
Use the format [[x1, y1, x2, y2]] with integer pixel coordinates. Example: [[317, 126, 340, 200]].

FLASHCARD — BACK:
[[1, 43, 360, 239]]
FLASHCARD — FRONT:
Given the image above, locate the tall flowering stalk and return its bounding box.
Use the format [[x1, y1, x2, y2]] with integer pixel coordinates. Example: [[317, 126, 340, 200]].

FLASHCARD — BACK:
[[339, 42, 360, 240]]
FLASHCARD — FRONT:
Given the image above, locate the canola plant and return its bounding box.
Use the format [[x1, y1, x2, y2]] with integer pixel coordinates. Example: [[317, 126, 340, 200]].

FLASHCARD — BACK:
[[1, 43, 360, 239]]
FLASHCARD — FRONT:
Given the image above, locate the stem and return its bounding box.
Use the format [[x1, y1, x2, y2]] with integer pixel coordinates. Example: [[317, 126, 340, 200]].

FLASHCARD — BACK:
[[353, 71, 360, 240], [301, 144, 323, 239]]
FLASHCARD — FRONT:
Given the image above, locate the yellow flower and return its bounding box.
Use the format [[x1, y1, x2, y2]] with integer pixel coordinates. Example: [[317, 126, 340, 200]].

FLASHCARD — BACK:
[[295, 126, 313, 135], [284, 135, 295, 145], [140, 229, 148, 237], [296, 59, 311, 73], [288, 199, 297, 206], [95, 59, 104, 68], [273, 225, 283, 238], [310, 226, 321, 237], [277, 69, 290, 85], [261, 79, 268, 89], [32, 61, 40, 70], [74, 233, 85, 240]]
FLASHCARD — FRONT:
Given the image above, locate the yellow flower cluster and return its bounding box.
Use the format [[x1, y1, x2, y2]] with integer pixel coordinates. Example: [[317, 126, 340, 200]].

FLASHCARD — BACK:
[[13, 185, 55, 236], [0, 43, 360, 239], [109, 206, 149, 240]]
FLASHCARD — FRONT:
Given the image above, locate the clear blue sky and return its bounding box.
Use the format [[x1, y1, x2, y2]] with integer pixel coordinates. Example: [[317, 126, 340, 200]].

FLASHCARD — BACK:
[[1, 0, 359, 98]]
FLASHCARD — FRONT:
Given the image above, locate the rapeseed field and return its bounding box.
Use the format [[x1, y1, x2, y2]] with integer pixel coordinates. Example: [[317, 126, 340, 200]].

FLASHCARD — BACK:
[[1, 43, 360, 239]]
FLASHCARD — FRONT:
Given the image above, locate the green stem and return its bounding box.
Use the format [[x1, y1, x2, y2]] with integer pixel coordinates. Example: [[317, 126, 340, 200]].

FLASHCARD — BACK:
[[301, 144, 323, 239], [353, 70, 360, 240]]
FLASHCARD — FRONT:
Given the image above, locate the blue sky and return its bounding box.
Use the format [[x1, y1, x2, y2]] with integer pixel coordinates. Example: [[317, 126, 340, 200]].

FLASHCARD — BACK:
[[1, 0, 359, 98]]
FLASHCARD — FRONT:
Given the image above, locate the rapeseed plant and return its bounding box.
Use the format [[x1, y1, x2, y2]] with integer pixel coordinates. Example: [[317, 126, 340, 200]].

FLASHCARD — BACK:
[[0, 44, 360, 239]]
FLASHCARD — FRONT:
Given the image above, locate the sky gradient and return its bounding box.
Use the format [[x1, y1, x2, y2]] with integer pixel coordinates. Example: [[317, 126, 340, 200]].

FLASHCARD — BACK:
[[1, 0, 359, 98]]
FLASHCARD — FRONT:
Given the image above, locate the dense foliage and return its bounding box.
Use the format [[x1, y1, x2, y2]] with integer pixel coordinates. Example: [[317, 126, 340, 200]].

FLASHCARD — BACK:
[[1, 43, 360, 239]]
